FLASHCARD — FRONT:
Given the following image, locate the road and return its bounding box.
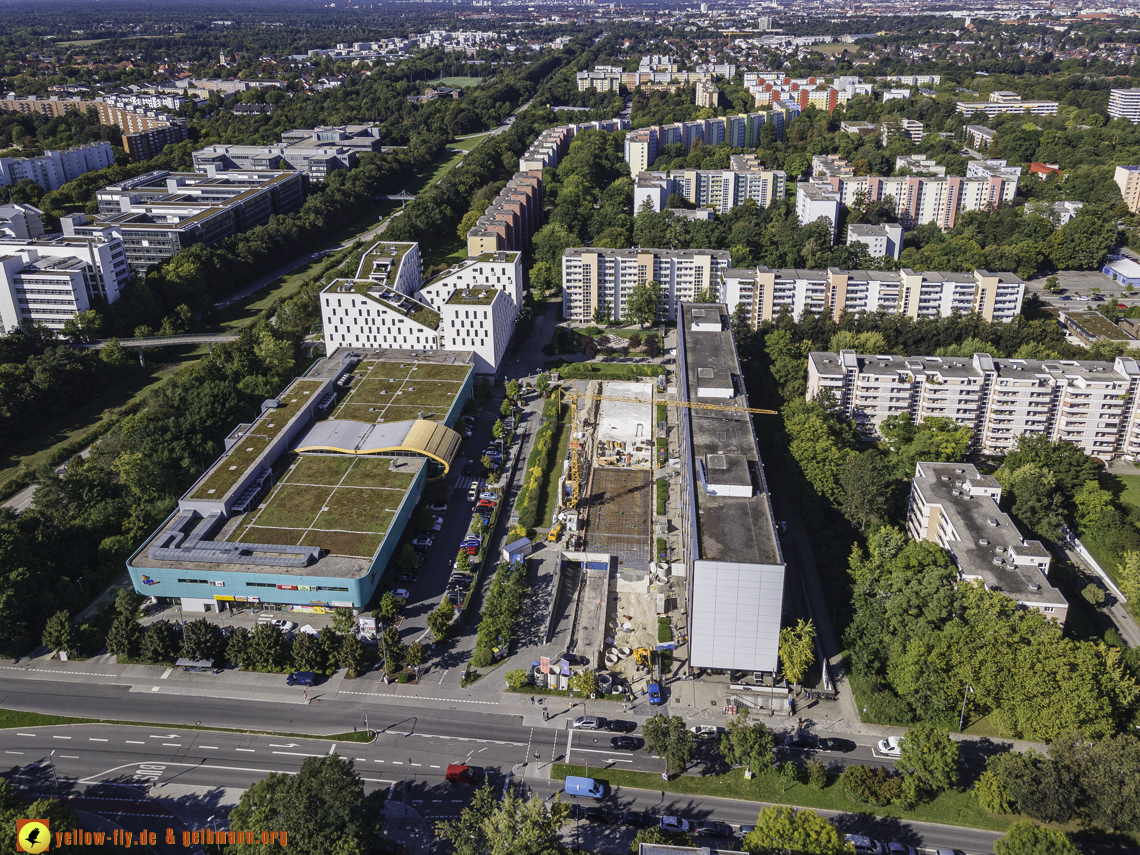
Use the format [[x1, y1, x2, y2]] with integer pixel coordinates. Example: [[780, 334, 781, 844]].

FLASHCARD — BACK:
[[2, 446, 91, 514], [0, 706, 1003, 854]]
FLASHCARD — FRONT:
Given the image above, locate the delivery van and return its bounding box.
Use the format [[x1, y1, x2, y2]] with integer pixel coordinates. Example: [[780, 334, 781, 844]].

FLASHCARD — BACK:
[[563, 776, 604, 799], [445, 764, 479, 784]]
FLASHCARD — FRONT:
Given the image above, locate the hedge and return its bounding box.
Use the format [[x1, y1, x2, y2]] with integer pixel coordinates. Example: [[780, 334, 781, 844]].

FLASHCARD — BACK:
[[656, 478, 667, 515], [555, 362, 665, 380], [515, 397, 563, 529]]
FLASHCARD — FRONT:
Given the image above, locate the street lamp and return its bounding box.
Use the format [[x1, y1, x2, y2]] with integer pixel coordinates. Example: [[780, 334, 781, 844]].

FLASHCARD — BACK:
[[958, 683, 975, 732], [47, 750, 62, 800]]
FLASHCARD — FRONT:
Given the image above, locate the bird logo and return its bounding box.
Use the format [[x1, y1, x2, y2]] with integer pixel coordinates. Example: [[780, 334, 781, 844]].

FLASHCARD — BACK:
[[16, 820, 49, 854]]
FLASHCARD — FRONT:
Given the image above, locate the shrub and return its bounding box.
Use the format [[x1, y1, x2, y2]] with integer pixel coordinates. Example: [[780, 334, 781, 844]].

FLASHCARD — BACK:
[[656, 478, 667, 515], [839, 764, 902, 806], [974, 768, 1015, 814], [806, 757, 827, 790], [397, 671, 412, 683], [506, 668, 530, 690], [515, 397, 562, 529], [657, 616, 673, 643], [1081, 583, 1106, 607]]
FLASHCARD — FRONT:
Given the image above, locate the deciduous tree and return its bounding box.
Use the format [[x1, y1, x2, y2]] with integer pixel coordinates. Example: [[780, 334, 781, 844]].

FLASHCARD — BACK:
[[895, 723, 959, 793], [717, 711, 776, 775], [436, 782, 566, 855], [741, 805, 849, 855], [994, 821, 1079, 855], [643, 714, 694, 779], [779, 619, 816, 687]]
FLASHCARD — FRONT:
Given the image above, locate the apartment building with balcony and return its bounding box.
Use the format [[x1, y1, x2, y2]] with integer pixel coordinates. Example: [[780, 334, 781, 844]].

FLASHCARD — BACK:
[[562, 247, 730, 322], [0, 142, 114, 192], [632, 155, 786, 215], [721, 267, 1024, 329], [907, 461, 1067, 624], [1109, 88, 1140, 124], [623, 110, 797, 176], [807, 350, 1140, 462]]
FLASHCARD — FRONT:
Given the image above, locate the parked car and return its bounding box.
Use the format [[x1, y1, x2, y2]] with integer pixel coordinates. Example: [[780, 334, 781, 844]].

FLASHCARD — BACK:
[[691, 725, 720, 740], [572, 716, 603, 730], [619, 811, 655, 828], [609, 736, 640, 750], [412, 536, 434, 548], [934, 850, 968, 855], [695, 821, 733, 838], [445, 591, 465, 607], [269, 619, 297, 631], [845, 835, 885, 855], [559, 653, 589, 666], [478, 492, 498, 501], [787, 734, 819, 750], [391, 588, 410, 603], [886, 843, 917, 855], [396, 573, 418, 583], [601, 720, 636, 733], [817, 737, 856, 753], [583, 807, 614, 823], [429, 503, 447, 513], [659, 816, 690, 833], [648, 683, 663, 705], [738, 825, 754, 839], [877, 736, 903, 757], [463, 460, 474, 475], [286, 671, 315, 686]]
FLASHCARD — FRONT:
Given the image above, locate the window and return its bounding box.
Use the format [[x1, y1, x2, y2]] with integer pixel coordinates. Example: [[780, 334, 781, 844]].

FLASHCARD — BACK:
[[246, 582, 276, 588], [178, 578, 210, 585]]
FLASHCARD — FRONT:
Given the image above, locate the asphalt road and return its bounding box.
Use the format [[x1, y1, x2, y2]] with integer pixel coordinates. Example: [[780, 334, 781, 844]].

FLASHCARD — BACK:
[[0, 716, 1002, 854]]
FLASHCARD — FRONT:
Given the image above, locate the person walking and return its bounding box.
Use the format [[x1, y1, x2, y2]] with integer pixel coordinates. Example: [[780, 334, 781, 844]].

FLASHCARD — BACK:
[[303, 690, 308, 702]]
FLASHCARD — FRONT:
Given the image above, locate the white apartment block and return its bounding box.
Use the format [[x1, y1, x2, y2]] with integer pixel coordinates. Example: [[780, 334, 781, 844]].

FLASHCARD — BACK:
[[846, 223, 903, 260], [623, 110, 798, 175], [956, 96, 1058, 117], [881, 118, 923, 145], [966, 125, 996, 149], [0, 141, 114, 191], [633, 156, 786, 215], [1109, 88, 1140, 123], [0, 234, 130, 331], [561, 247, 730, 323], [0, 204, 46, 240], [721, 267, 1024, 329], [1115, 165, 1140, 214], [907, 461, 1067, 624], [319, 247, 520, 376], [795, 182, 840, 242], [879, 74, 942, 86], [807, 350, 1140, 463]]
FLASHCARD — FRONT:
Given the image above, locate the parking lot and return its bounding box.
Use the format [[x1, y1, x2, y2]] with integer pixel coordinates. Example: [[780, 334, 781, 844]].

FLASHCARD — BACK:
[[1026, 267, 1140, 312]]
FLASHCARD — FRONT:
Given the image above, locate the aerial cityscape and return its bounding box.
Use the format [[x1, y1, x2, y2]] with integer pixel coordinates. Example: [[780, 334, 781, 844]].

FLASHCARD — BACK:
[[3, 1, 1140, 854]]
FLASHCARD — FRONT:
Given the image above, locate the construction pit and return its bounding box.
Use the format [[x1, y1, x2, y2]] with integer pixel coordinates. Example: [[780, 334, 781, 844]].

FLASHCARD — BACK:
[[554, 378, 681, 692]]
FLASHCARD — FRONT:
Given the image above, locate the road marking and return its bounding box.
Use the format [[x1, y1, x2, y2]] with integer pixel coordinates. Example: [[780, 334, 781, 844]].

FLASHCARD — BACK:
[[160, 668, 173, 680], [80, 761, 307, 784], [235, 748, 254, 753], [328, 743, 337, 756], [162, 744, 182, 747], [150, 687, 160, 692], [59, 755, 78, 759], [16, 733, 35, 737], [392, 761, 403, 765], [5, 751, 23, 755], [565, 729, 573, 765], [272, 751, 322, 758], [410, 763, 422, 767], [150, 735, 177, 739], [356, 758, 367, 762], [52, 736, 71, 740], [430, 765, 440, 769], [89, 738, 108, 742], [439, 670, 448, 685], [200, 746, 218, 750], [340, 691, 496, 705], [125, 741, 145, 745]]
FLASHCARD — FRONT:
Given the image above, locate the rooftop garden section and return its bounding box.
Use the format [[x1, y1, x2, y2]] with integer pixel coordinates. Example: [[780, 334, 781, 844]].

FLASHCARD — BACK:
[[331, 358, 471, 423], [447, 288, 499, 306], [371, 290, 441, 330], [189, 379, 326, 500], [476, 251, 518, 263], [356, 241, 415, 285]]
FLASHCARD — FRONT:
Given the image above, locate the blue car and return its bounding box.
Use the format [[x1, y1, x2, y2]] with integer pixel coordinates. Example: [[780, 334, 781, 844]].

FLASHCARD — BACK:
[[648, 682, 662, 705]]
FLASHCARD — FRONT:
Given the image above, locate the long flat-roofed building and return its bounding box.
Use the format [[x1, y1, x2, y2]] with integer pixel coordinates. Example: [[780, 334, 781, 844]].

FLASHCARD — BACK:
[[677, 303, 785, 675], [908, 462, 1067, 624], [806, 350, 1140, 462], [127, 353, 473, 614]]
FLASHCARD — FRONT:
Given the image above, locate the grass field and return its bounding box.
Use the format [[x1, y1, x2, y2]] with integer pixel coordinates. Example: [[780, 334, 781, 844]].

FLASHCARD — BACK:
[[808, 43, 853, 56], [453, 132, 494, 151], [440, 76, 484, 87], [535, 406, 570, 530]]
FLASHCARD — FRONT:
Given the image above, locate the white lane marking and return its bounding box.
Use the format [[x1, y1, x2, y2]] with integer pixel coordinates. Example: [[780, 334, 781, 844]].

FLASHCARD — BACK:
[[16, 733, 35, 737], [235, 748, 254, 753], [200, 746, 218, 750], [79, 761, 307, 783], [160, 668, 173, 680], [5, 751, 24, 755], [430, 764, 440, 768], [150, 687, 160, 692], [410, 763, 422, 767], [374, 760, 384, 763], [360, 778, 397, 784], [125, 741, 145, 745], [272, 751, 323, 758], [149, 735, 176, 739], [59, 755, 79, 759], [565, 729, 573, 765], [89, 738, 108, 742], [328, 743, 337, 756], [392, 761, 403, 765], [438, 670, 448, 685], [162, 744, 182, 747], [340, 691, 496, 705], [52, 736, 71, 740]]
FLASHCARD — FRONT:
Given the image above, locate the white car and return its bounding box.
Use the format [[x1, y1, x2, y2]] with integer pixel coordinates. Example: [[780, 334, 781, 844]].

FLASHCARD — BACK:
[[391, 588, 411, 601], [429, 503, 447, 513], [659, 816, 690, 833], [412, 536, 434, 548], [269, 619, 297, 631], [877, 736, 903, 757]]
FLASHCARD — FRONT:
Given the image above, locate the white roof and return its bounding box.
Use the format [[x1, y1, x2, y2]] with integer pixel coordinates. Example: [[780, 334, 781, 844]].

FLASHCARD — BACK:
[[596, 381, 654, 444], [1106, 257, 1140, 279]]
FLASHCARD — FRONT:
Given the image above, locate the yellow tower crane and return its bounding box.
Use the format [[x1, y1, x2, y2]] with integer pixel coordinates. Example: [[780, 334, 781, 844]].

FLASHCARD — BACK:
[[556, 386, 777, 509]]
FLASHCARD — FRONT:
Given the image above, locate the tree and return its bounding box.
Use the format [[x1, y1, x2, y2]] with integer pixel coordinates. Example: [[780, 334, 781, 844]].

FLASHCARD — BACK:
[[338, 633, 369, 678], [456, 550, 473, 575], [396, 543, 421, 573], [993, 822, 1079, 855], [331, 608, 357, 636], [569, 669, 599, 696], [253, 330, 295, 376], [291, 633, 327, 674], [644, 334, 661, 358], [492, 420, 504, 440], [741, 806, 850, 855], [778, 619, 816, 687], [227, 755, 381, 855], [839, 450, 892, 532], [627, 281, 662, 327], [506, 668, 529, 690], [717, 711, 776, 775], [42, 610, 76, 655], [436, 782, 566, 855], [428, 601, 455, 640], [181, 618, 223, 664], [896, 723, 960, 793], [226, 627, 253, 669], [643, 714, 695, 778], [248, 623, 292, 671], [140, 620, 181, 664], [115, 587, 142, 620], [106, 614, 142, 660], [375, 591, 400, 625], [381, 625, 405, 672], [631, 828, 692, 852], [535, 374, 550, 397], [1044, 275, 1060, 294], [505, 379, 520, 401], [405, 641, 425, 679]]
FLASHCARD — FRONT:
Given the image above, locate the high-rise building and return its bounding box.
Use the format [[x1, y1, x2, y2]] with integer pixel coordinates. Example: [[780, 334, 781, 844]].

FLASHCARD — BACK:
[[1115, 165, 1140, 213], [632, 155, 786, 215], [807, 350, 1140, 461], [0, 233, 130, 331], [795, 182, 841, 242], [1109, 88, 1140, 123], [561, 247, 731, 322], [846, 223, 904, 260], [0, 142, 114, 191]]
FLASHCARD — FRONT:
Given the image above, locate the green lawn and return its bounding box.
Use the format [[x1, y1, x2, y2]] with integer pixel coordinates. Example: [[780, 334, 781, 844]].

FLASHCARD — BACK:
[[1106, 471, 1140, 513], [441, 76, 484, 88], [453, 132, 493, 151], [550, 763, 1017, 833]]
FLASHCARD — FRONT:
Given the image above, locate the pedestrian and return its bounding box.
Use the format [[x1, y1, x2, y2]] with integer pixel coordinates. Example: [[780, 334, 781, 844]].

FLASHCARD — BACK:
[[623, 703, 627, 712], [534, 752, 540, 760], [303, 690, 307, 702]]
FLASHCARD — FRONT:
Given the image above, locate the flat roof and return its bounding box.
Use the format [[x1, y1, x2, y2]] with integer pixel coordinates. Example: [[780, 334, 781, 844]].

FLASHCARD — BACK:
[[680, 303, 784, 674], [913, 463, 1067, 607], [595, 381, 653, 446], [330, 356, 471, 424]]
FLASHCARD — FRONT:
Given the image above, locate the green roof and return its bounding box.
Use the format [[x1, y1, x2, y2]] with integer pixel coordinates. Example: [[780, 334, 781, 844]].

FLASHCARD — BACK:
[[447, 288, 499, 306], [356, 241, 415, 286]]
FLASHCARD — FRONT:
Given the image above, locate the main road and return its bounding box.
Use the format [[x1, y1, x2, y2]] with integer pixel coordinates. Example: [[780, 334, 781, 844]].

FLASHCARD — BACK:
[[0, 676, 1003, 853]]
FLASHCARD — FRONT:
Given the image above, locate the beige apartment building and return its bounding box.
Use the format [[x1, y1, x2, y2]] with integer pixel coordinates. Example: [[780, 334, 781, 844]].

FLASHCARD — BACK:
[[561, 247, 730, 322], [807, 350, 1140, 462], [1115, 165, 1140, 214], [907, 462, 1067, 624]]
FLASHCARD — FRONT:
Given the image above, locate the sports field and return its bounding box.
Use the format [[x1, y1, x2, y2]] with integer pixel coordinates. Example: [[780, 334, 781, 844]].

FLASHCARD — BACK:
[[441, 76, 483, 87]]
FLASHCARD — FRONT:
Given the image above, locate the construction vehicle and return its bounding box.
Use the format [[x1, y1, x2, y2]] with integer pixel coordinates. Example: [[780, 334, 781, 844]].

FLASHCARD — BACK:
[[556, 386, 777, 510], [548, 522, 563, 542], [633, 647, 651, 669]]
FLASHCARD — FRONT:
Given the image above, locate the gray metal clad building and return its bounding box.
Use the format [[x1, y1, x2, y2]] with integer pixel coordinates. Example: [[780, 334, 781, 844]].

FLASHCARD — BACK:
[[677, 303, 785, 674]]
